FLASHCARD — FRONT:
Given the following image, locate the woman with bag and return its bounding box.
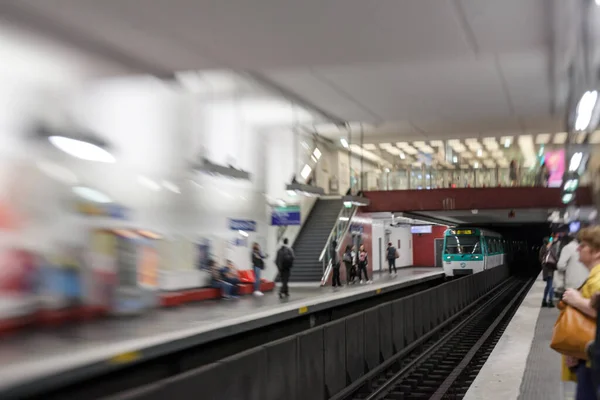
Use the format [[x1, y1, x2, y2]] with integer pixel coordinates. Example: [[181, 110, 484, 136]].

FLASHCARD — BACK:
[[541, 237, 559, 307], [554, 227, 600, 400], [251, 243, 267, 297]]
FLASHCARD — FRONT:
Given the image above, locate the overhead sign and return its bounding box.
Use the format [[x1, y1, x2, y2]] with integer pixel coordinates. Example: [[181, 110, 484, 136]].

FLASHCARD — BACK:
[[411, 225, 432, 234], [271, 206, 301, 226], [229, 219, 256, 232]]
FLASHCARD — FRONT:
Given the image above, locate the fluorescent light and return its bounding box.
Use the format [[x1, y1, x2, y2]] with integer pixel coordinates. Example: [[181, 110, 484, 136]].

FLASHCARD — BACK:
[[340, 138, 349, 148], [73, 186, 112, 203], [138, 176, 161, 191], [300, 164, 312, 179], [474, 162, 479, 169], [311, 155, 318, 162], [162, 180, 181, 194], [400, 152, 406, 160], [562, 193, 574, 204], [430, 140, 444, 147], [452, 156, 458, 163], [569, 152, 583, 172], [339, 217, 350, 221], [575, 91, 598, 131], [363, 144, 377, 150], [238, 230, 249, 237], [313, 147, 322, 160], [476, 149, 483, 157], [502, 137, 512, 148], [49, 136, 115, 163]]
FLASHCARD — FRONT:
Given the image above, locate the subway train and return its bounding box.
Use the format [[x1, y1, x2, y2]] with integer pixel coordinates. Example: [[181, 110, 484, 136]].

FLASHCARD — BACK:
[[442, 227, 523, 277]]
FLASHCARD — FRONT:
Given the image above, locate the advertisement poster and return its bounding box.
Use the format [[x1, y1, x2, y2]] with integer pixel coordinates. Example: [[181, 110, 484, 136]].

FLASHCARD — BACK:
[[138, 240, 158, 288], [545, 149, 565, 188]]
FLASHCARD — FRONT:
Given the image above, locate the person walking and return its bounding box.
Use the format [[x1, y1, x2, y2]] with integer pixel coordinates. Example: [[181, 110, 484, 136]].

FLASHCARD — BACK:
[[251, 242, 267, 297], [386, 242, 398, 276], [357, 244, 371, 284], [330, 240, 341, 288], [276, 238, 295, 299]]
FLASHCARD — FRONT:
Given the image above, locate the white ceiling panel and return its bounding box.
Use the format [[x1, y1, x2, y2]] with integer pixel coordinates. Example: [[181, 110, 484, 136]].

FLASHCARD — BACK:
[[11, 0, 475, 70], [265, 70, 378, 123], [458, 0, 548, 53], [312, 57, 511, 121], [496, 51, 552, 116]]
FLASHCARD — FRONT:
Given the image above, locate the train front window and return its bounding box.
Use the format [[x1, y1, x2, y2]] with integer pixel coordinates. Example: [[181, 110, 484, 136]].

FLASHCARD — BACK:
[[444, 236, 481, 254]]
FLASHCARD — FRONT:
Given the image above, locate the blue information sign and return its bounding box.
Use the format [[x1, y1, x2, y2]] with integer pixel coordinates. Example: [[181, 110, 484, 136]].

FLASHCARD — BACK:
[[271, 206, 301, 226], [229, 219, 257, 232]]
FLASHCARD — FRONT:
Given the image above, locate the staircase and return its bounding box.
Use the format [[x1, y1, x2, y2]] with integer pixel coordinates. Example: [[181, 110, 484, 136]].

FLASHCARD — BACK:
[[289, 199, 343, 282]]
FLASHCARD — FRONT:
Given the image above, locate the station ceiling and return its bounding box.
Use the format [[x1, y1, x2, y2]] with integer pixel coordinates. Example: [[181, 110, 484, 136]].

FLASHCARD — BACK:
[[0, 0, 592, 142]]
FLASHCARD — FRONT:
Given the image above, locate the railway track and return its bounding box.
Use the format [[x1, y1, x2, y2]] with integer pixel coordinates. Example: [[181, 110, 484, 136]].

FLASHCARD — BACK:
[[334, 277, 533, 400]]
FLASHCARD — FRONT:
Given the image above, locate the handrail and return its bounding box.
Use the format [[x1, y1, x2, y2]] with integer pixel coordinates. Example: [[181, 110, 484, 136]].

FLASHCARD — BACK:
[[318, 204, 355, 261], [319, 204, 358, 286]]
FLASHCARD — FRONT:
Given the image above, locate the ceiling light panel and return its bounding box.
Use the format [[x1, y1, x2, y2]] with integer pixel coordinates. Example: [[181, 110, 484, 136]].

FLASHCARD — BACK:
[[553, 132, 568, 144], [363, 143, 377, 150], [396, 142, 409, 148], [535, 133, 551, 144], [589, 130, 600, 144], [492, 150, 504, 159], [430, 140, 444, 147], [462, 151, 473, 159], [413, 141, 426, 148], [386, 147, 402, 155], [379, 143, 393, 149], [403, 146, 419, 155]]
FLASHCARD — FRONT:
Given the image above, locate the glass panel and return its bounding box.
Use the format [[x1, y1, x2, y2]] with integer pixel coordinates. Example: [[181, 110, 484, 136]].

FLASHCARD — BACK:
[[444, 235, 482, 254]]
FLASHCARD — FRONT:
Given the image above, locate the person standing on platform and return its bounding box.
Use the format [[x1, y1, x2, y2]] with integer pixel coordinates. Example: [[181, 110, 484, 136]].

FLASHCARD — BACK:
[[276, 238, 295, 299], [386, 242, 398, 277], [251, 242, 267, 297], [560, 227, 600, 400], [330, 240, 341, 288], [540, 237, 558, 307], [343, 245, 355, 285], [357, 244, 371, 284], [555, 235, 589, 300]]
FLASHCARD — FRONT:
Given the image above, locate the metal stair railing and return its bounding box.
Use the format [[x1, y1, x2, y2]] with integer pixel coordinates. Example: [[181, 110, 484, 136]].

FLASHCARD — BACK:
[[319, 204, 358, 286]]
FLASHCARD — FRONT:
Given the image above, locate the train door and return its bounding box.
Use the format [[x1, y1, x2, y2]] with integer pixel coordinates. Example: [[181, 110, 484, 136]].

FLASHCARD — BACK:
[[481, 236, 488, 270], [434, 239, 444, 268]]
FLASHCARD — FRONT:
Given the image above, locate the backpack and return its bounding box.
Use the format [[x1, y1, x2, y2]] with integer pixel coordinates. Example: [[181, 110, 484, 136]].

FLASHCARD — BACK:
[[343, 252, 352, 263], [387, 246, 396, 259], [280, 247, 294, 269]]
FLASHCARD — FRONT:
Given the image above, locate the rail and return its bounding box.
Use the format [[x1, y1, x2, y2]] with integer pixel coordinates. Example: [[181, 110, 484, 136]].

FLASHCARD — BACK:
[[318, 204, 358, 286], [333, 275, 532, 400]]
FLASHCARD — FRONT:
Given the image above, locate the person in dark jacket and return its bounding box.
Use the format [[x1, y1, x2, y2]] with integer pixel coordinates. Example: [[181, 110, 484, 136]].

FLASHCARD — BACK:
[[251, 242, 267, 297], [386, 242, 398, 276], [276, 238, 295, 298], [540, 237, 559, 307], [343, 245, 355, 285], [330, 240, 341, 288]]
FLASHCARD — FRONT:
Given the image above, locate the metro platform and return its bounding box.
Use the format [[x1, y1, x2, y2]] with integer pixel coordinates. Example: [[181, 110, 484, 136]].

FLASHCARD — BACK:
[[464, 274, 568, 400], [0, 267, 442, 399]]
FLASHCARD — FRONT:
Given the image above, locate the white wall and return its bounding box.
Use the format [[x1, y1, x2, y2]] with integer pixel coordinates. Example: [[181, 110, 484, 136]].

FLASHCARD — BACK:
[[370, 219, 413, 271]]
